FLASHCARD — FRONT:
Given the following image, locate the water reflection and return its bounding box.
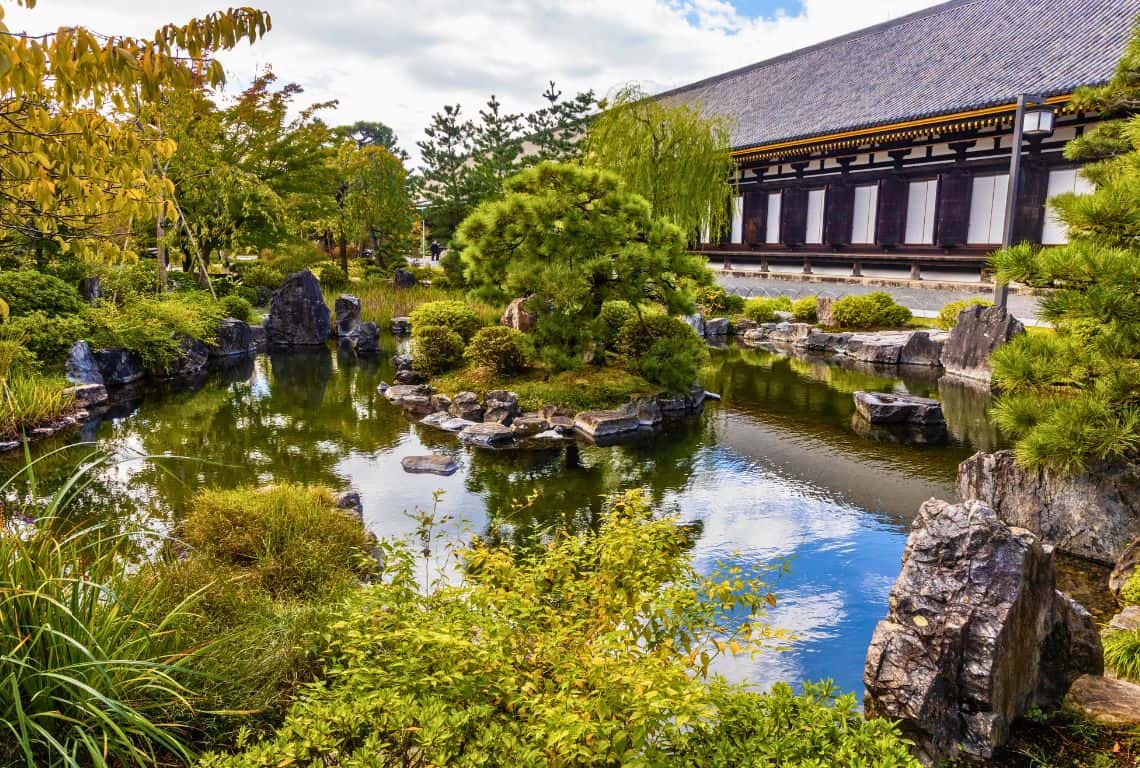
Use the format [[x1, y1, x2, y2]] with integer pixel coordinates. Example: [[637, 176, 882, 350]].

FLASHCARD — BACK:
[[0, 340, 999, 696]]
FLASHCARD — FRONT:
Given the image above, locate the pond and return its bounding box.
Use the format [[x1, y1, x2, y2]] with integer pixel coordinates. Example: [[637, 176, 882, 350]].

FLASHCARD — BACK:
[[2, 339, 1001, 697]]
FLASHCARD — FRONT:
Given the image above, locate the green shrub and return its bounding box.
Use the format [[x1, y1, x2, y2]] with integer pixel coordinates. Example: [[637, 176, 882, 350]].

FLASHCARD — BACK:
[[595, 300, 638, 351], [696, 285, 745, 317], [92, 260, 158, 303], [830, 292, 912, 329], [465, 326, 528, 375], [410, 299, 482, 341], [0, 514, 197, 768], [413, 324, 465, 374], [1123, 569, 1140, 606], [616, 314, 708, 393], [263, 242, 326, 274], [0, 270, 83, 317], [318, 263, 349, 290], [198, 490, 919, 768], [935, 297, 993, 330], [0, 297, 9, 322], [1103, 629, 1140, 683], [742, 296, 791, 324], [220, 294, 254, 323], [181, 484, 375, 601], [241, 264, 287, 294], [0, 311, 93, 367], [791, 296, 818, 323], [90, 293, 225, 373]]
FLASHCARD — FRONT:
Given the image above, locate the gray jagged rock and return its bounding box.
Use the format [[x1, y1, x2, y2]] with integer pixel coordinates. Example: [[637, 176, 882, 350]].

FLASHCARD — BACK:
[[66, 341, 104, 387], [864, 499, 1102, 765], [957, 450, 1140, 564], [334, 294, 362, 337], [483, 390, 520, 425], [898, 331, 945, 367], [393, 268, 416, 288], [853, 391, 944, 425], [93, 348, 145, 386], [449, 391, 484, 422], [940, 305, 1025, 382], [264, 270, 331, 348], [704, 317, 730, 337], [574, 410, 639, 439], [210, 319, 256, 358], [333, 491, 363, 521]]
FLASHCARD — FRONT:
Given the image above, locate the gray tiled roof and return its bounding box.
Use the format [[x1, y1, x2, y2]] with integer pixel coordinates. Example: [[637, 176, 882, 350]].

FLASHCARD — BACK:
[[662, 0, 1140, 151]]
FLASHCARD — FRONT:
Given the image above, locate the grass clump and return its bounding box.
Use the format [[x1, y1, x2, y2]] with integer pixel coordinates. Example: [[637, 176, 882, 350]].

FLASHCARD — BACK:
[[90, 293, 225, 374], [1123, 569, 1140, 606], [742, 296, 792, 323], [830, 292, 912, 329], [343, 282, 498, 331], [0, 333, 75, 438], [465, 326, 528, 375], [935, 298, 992, 330], [1103, 629, 1140, 683]]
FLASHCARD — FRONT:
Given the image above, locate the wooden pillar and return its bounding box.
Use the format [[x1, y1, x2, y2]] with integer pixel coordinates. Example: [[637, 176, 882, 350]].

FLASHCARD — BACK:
[[851, 259, 863, 277], [910, 263, 922, 280], [803, 256, 813, 275], [760, 254, 769, 273]]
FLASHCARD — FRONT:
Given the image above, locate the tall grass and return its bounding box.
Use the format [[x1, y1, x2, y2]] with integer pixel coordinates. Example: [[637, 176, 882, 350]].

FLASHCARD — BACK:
[[0, 337, 76, 440], [324, 281, 499, 330], [0, 452, 199, 768]]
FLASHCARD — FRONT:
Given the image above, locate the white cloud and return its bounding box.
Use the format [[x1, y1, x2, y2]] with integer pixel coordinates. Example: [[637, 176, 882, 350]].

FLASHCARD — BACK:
[[6, 0, 937, 163]]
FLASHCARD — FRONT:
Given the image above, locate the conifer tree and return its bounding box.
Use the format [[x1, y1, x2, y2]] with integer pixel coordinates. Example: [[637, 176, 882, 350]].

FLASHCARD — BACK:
[[989, 25, 1140, 472]]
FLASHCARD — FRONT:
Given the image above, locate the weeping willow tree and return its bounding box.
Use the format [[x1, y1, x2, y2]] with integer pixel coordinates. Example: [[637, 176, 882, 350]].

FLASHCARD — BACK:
[[988, 25, 1140, 473], [585, 85, 735, 245]]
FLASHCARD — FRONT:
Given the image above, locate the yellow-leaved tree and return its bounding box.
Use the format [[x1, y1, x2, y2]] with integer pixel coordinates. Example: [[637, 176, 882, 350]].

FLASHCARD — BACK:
[[0, 1, 271, 267]]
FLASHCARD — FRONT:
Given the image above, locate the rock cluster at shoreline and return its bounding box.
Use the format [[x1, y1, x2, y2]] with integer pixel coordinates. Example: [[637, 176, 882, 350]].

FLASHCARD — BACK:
[[381, 381, 711, 451]]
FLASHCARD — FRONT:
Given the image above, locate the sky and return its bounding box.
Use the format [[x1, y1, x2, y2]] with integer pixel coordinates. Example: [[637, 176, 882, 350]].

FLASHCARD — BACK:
[[7, 0, 940, 165]]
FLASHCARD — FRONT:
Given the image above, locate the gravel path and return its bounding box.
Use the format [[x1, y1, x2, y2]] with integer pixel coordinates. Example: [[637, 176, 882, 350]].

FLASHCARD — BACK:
[[715, 273, 1043, 324]]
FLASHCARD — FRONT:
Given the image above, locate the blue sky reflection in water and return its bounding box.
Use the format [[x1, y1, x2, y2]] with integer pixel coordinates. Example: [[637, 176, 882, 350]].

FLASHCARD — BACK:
[[1, 341, 995, 697]]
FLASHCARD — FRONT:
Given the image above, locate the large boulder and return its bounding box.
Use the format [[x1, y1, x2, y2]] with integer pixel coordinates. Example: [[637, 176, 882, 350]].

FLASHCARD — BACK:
[[940, 305, 1025, 382], [334, 294, 362, 337], [898, 331, 945, 367], [704, 317, 730, 337], [501, 297, 536, 332], [94, 348, 145, 386], [483, 390, 520, 426], [164, 335, 210, 377], [393, 268, 417, 289], [574, 410, 639, 439], [766, 322, 813, 344], [209, 318, 256, 358], [79, 276, 102, 302], [683, 314, 706, 337], [65, 340, 104, 387], [264, 270, 331, 348], [957, 450, 1140, 564], [843, 333, 905, 365], [864, 499, 1102, 764], [1064, 675, 1140, 727], [815, 296, 836, 327], [345, 321, 381, 357], [854, 391, 944, 426], [449, 391, 484, 422]]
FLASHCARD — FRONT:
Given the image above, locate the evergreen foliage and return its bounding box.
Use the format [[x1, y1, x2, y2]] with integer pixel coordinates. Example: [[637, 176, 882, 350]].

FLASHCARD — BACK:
[[743, 296, 792, 324], [616, 314, 709, 393], [409, 299, 483, 341], [990, 26, 1140, 472], [464, 326, 528, 375], [456, 162, 711, 370], [0, 270, 83, 317], [585, 84, 736, 244], [791, 295, 818, 323], [413, 325, 466, 374], [829, 292, 911, 330]]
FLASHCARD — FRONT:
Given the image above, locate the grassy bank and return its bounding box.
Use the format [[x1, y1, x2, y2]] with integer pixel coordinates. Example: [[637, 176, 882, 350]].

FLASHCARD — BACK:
[[324, 281, 499, 331]]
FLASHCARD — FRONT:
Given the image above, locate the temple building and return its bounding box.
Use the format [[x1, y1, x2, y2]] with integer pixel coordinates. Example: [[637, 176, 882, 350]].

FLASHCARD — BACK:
[[672, 0, 1139, 276]]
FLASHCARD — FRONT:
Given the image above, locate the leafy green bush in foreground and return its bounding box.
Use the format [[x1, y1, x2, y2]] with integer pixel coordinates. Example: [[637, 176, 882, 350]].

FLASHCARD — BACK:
[[0, 269, 83, 317], [200, 490, 918, 768], [616, 313, 708, 393], [743, 295, 792, 323], [464, 325, 528, 375], [830, 292, 912, 329], [410, 299, 483, 341]]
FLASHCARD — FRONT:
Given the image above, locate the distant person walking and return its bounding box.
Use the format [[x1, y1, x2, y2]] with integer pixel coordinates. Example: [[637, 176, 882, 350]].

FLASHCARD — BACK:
[[430, 239, 442, 262]]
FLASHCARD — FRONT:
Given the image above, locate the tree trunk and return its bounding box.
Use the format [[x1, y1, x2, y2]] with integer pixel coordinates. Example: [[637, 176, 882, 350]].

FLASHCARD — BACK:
[[156, 214, 168, 293], [338, 231, 348, 273]]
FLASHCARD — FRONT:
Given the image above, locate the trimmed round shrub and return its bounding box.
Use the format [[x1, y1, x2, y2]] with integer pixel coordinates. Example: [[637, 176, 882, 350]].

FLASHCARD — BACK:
[[830, 292, 912, 329], [742, 296, 791, 324], [220, 295, 254, 323], [465, 326, 528, 375], [0, 311, 93, 366], [410, 300, 482, 342], [595, 300, 637, 351], [935, 297, 993, 330], [0, 270, 83, 317], [319, 264, 349, 290], [696, 285, 745, 316], [616, 314, 708, 393], [791, 296, 818, 323], [413, 325, 465, 374]]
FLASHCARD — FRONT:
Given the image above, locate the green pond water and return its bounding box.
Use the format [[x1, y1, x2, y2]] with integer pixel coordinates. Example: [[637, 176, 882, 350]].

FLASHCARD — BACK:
[[2, 339, 1003, 695]]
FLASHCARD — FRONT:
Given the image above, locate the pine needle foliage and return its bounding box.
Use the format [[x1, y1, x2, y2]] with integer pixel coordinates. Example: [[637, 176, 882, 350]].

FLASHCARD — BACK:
[[990, 26, 1140, 473], [586, 84, 736, 244]]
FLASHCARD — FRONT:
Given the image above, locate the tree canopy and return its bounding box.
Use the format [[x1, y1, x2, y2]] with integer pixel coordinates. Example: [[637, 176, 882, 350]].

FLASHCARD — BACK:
[[989, 25, 1140, 473], [585, 84, 736, 245], [456, 161, 710, 370]]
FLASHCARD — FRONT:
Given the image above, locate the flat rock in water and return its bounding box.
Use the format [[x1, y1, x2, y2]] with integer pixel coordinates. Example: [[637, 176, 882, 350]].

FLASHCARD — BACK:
[[440, 417, 479, 433], [65, 383, 107, 408], [401, 455, 459, 476], [458, 422, 515, 448], [844, 333, 905, 365], [854, 391, 945, 425], [575, 410, 639, 438], [704, 317, 730, 337], [1064, 675, 1140, 727], [767, 322, 813, 344], [511, 415, 548, 437], [384, 384, 433, 403], [0, 440, 19, 453], [419, 411, 451, 428]]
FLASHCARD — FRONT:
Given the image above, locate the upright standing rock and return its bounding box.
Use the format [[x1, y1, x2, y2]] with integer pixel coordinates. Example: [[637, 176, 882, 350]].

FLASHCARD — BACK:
[[264, 270, 331, 348], [65, 341, 104, 387], [816, 296, 836, 327], [334, 294, 362, 337], [501, 297, 536, 332], [939, 305, 1024, 382], [78, 276, 102, 302], [864, 499, 1101, 765], [393, 268, 416, 289], [209, 319, 256, 358]]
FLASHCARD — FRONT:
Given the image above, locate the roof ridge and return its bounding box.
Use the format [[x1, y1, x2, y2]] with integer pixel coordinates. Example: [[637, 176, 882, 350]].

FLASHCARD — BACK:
[[654, 0, 985, 101]]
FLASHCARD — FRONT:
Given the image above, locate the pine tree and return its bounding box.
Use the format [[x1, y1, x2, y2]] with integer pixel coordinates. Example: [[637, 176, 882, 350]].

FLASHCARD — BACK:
[[989, 25, 1140, 473], [417, 104, 477, 237]]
